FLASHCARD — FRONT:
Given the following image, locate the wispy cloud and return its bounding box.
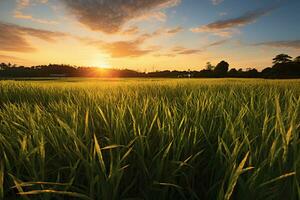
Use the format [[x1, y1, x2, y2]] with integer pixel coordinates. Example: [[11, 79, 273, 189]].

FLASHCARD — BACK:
[[121, 26, 140, 35], [101, 40, 157, 58], [79, 26, 181, 57], [0, 22, 67, 52], [14, 11, 58, 25], [0, 55, 28, 63], [82, 36, 157, 58], [205, 39, 229, 48], [254, 40, 300, 49], [140, 26, 183, 38], [191, 5, 278, 37], [60, 0, 181, 33], [212, 0, 224, 6], [165, 26, 183, 34], [172, 46, 202, 55], [155, 46, 201, 57], [219, 12, 227, 16], [14, 0, 57, 25]]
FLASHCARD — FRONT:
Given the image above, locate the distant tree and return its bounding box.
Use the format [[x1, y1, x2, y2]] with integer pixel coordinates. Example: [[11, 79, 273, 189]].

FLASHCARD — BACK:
[[246, 68, 259, 77], [228, 68, 239, 77], [294, 56, 300, 63], [0, 63, 8, 70], [205, 62, 214, 71], [214, 61, 229, 74], [272, 54, 292, 64], [229, 68, 237, 73], [261, 67, 273, 78], [0, 63, 5, 69]]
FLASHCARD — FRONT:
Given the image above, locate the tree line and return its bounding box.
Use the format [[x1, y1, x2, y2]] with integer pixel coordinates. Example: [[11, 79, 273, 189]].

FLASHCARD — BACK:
[[0, 54, 299, 78]]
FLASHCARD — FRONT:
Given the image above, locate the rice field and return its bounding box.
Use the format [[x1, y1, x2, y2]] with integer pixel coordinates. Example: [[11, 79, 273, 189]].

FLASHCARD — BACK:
[[0, 78, 299, 200]]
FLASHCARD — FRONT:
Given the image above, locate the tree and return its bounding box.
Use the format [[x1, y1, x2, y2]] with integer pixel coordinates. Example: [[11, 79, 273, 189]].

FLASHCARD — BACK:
[[229, 68, 237, 73], [205, 62, 214, 71], [272, 54, 292, 64], [0, 63, 8, 70], [214, 61, 229, 74], [294, 56, 300, 63]]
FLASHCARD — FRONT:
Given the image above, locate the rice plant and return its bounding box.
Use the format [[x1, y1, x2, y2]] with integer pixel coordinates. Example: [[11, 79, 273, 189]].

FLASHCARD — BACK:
[[0, 79, 299, 199]]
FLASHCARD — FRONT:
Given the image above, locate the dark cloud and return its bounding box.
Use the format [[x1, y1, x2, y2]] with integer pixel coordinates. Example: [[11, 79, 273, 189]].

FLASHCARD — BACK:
[[191, 5, 278, 36], [60, 0, 181, 33], [0, 22, 67, 52], [254, 40, 300, 49]]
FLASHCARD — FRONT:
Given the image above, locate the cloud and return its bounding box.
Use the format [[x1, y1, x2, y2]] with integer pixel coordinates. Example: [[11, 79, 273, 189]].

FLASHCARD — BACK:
[[219, 12, 227, 16], [212, 0, 224, 5], [101, 40, 156, 58], [254, 40, 300, 49], [60, 0, 181, 33], [80, 26, 181, 58], [121, 26, 140, 35], [165, 26, 183, 34], [0, 22, 67, 52], [0, 55, 28, 63], [113, 27, 183, 56], [144, 26, 183, 38], [122, 25, 183, 37], [14, 11, 58, 25], [172, 46, 202, 55], [14, 0, 56, 25], [191, 5, 278, 37], [154, 53, 176, 57], [155, 46, 201, 57], [205, 39, 229, 48], [16, 0, 49, 8], [81, 34, 156, 58], [18, 0, 30, 7]]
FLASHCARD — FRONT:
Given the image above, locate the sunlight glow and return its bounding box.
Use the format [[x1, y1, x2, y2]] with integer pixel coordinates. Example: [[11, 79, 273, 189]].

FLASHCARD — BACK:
[[90, 57, 111, 69]]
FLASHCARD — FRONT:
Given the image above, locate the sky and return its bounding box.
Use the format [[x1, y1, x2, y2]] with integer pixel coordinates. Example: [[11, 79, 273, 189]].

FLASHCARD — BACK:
[[0, 0, 299, 71]]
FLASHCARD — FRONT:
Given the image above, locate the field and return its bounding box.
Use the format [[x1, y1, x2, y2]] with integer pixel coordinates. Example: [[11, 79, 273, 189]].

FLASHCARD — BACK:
[[0, 78, 299, 200]]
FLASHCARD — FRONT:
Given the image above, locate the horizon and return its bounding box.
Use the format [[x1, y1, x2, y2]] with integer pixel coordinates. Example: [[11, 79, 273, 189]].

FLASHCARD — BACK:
[[0, 0, 300, 71]]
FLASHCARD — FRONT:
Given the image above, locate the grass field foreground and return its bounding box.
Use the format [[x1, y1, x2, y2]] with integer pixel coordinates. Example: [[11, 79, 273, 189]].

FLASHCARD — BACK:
[[0, 79, 299, 199]]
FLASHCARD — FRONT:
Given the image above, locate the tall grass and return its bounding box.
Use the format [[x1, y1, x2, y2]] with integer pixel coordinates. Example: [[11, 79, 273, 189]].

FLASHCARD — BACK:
[[0, 79, 299, 199]]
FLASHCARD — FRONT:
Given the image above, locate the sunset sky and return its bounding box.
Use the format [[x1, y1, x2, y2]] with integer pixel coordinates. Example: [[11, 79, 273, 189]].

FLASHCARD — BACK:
[[0, 0, 299, 71]]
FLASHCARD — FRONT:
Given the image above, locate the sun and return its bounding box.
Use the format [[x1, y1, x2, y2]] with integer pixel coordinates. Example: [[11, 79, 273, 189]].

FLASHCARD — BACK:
[[98, 61, 110, 69], [90, 57, 111, 69]]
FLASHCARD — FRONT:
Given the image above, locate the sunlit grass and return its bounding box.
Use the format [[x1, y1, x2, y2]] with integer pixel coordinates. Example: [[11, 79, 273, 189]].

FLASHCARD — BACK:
[[0, 79, 299, 199]]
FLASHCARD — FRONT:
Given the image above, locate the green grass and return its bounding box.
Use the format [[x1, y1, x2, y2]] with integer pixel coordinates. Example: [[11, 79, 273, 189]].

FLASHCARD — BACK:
[[0, 78, 299, 199]]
